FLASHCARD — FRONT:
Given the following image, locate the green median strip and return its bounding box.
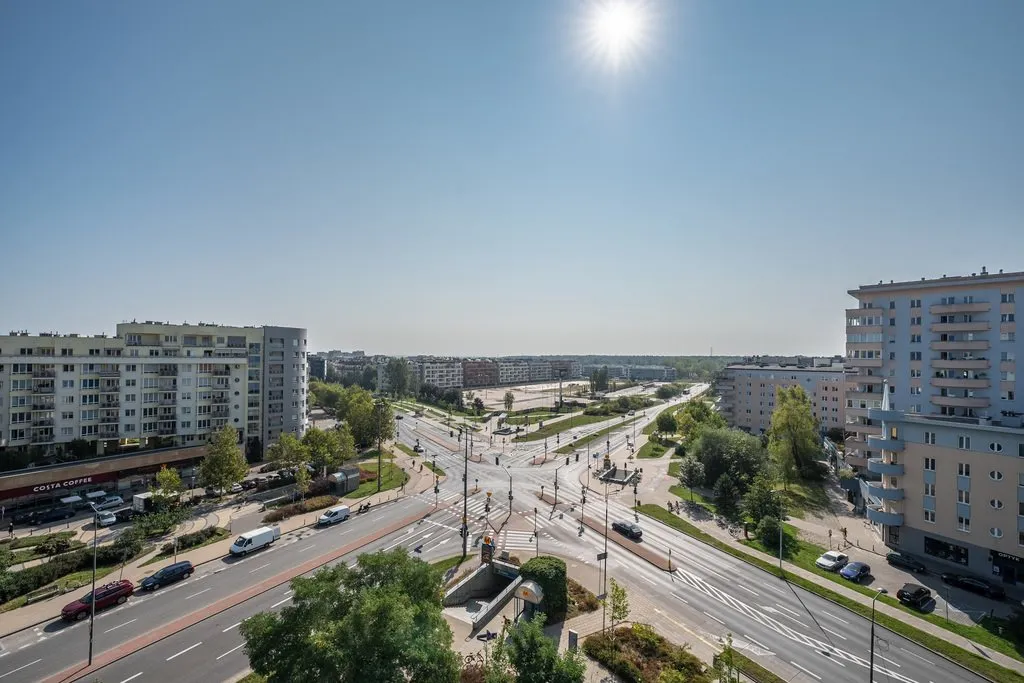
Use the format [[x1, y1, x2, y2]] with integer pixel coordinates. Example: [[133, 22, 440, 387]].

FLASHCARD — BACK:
[[635, 505, 1024, 683], [513, 413, 614, 442], [555, 417, 641, 454]]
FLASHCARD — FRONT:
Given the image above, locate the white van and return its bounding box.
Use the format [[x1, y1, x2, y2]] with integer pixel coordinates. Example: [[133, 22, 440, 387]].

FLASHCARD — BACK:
[[229, 526, 281, 556], [317, 505, 351, 526]]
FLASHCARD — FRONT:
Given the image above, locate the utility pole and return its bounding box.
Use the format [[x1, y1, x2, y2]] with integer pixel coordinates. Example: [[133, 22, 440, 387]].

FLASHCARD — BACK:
[[869, 589, 888, 683], [601, 481, 610, 632], [462, 427, 470, 557], [87, 510, 98, 665], [375, 398, 386, 493]]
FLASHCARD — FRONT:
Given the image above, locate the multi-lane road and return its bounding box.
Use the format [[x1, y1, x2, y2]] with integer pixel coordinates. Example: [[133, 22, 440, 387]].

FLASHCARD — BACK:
[[0, 385, 991, 683]]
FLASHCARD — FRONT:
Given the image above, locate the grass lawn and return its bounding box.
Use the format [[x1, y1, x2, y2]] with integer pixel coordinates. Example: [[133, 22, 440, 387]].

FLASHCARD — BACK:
[[636, 438, 676, 459], [424, 461, 445, 477], [643, 402, 680, 435], [360, 448, 394, 461], [774, 480, 831, 520], [636, 504, 1024, 682], [668, 485, 716, 512], [668, 461, 680, 477], [505, 412, 567, 425], [430, 555, 465, 576], [0, 531, 77, 551], [237, 674, 266, 683], [140, 527, 231, 566], [512, 413, 612, 442], [344, 461, 409, 500], [395, 442, 418, 458], [555, 417, 641, 454]]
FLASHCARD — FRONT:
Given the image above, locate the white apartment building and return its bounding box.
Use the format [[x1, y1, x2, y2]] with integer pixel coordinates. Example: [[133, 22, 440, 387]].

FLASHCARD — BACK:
[[529, 361, 552, 382], [847, 270, 1024, 582], [419, 359, 463, 390], [719, 362, 846, 434], [0, 322, 308, 474], [497, 360, 531, 385]]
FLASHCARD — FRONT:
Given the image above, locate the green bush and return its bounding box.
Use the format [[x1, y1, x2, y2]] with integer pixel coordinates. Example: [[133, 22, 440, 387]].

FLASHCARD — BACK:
[[262, 495, 339, 524], [756, 516, 782, 547], [583, 626, 710, 683], [519, 556, 567, 624], [38, 536, 74, 557], [159, 527, 224, 556], [133, 506, 190, 538]]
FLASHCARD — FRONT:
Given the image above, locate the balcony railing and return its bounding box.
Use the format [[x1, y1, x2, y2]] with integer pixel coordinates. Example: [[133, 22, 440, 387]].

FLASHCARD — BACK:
[[158, 428, 175, 436], [867, 458, 905, 476], [99, 370, 120, 377], [101, 385, 121, 393], [159, 369, 178, 376], [32, 386, 55, 394], [31, 434, 54, 443], [932, 395, 990, 408], [160, 398, 177, 406], [101, 399, 120, 408], [931, 340, 990, 351], [931, 322, 991, 333], [32, 370, 56, 378], [32, 418, 55, 427], [929, 302, 991, 315], [212, 370, 230, 376], [930, 377, 989, 389], [100, 415, 119, 423], [866, 482, 904, 501], [866, 505, 903, 526], [212, 409, 230, 418], [32, 403, 55, 411], [933, 358, 989, 370]]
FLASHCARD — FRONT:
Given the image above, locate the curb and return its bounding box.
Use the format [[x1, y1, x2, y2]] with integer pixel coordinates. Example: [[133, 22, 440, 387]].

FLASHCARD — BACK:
[[41, 506, 431, 683], [634, 507, 1007, 683]]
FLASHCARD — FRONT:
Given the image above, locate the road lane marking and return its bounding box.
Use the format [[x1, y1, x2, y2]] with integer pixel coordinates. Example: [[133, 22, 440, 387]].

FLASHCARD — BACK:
[[774, 603, 801, 617], [223, 622, 241, 632], [249, 563, 271, 573], [185, 588, 211, 600], [744, 635, 769, 651], [702, 611, 725, 625], [641, 576, 656, 585], [877, 654, 901, 668], [738, 585, 759, 596], [104, 618, 138, 633], [118, 673, 144, 683], [817, 651, 844, 667], [821, 610, 849, 625], [672, 593, 688, 604], [789, 661, 821, 680], [216, 643, 246, 660], [899, 648, 932, 664], [0, 659, 43, 679], [298, 544, 316, 553], [821, 627, 847, 640], [271, 595, 293, 608], [166, 642, 202, 661]]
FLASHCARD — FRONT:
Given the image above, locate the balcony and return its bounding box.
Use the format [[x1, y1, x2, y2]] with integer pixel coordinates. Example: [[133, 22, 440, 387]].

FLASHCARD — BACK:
[[101, 385, 121, 393], [932, 395, 990, 408], [31, 434, 54, 444], [32, 418, 55, 427], [867, 458, 905, 475], [32, 369, 55, 378], [930, 302, 991, 315], [100, 398, 120, 407], [868, 407, 903, 422], [933, 358, 989, 370], [212, 409, 230, 418], [31, 402, 55, 411], [99, 429, 120, 438], [160, 398, 177, 406], [158, 369, 178, 377], [850, 422, 882, 437], [931, 322, 991, 333], [100, 415, 119, 424], [212, 370, 230, 377], [846, 324, 882, 335], [846, 307, 881, 317], [158, 428, 176, 436], [99, 369, 120, 377], [32, 385, 55, 395], [212, 396, 230, 405], [866, 482, 904, 501], [867, 434, 904, 452], [851, 374, 884, 385], [846, 357, 883, 368], [930, 377, 989, 389], [931, 341, 989, 352], [866, 505, 904, 526]]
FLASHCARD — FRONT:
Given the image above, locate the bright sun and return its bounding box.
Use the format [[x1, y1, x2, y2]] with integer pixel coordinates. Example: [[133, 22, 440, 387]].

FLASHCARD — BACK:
[[585, 1, 649, 70]]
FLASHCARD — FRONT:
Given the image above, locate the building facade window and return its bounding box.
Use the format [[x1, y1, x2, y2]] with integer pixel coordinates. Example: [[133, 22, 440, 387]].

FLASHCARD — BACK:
[[958, 435, 971, 450], [925, 457, 936, 471], [958, 463, 971, 477], [957, 516, 971, 532], [924, 510, 936, 523], [992, 499, 1004, 510]]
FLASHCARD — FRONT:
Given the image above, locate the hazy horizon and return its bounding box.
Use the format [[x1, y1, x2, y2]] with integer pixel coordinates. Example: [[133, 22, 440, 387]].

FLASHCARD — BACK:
[[2, 2, 1021, 357]]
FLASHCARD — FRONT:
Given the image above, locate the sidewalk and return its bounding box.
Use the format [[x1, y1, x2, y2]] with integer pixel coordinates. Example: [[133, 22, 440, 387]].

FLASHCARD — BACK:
[[634, 459, 1024, 678], [0, 448, 433, 639]]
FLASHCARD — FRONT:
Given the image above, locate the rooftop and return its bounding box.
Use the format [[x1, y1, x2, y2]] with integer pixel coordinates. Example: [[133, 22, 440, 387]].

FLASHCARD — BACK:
[[849, 267, 1024, 296]]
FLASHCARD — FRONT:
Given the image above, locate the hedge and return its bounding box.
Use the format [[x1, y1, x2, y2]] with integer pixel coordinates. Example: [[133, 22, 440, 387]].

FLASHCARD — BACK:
[[519, 556, 567, 624], [262, 495, 339, 524], [159, 527, 225, 556]]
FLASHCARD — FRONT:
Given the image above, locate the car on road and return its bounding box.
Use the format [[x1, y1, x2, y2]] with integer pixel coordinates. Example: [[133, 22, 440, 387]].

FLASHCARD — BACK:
[[317, 504, 351, 526], [141, 561, 194, 590], [61, 580, 134, 621], [96, 511, 117, 527], [814, 551, 849, 571], [413, 444, 425, 453], [36, 506, 76, 524], [839, 561, 871, 583], [113, 507, 135, 523], [395, 414, 403, 420], [886, 552, 927, 574], [92, 496, 124, 511], [941, 573, 1006, 600], [612, 520, 643, 540], [897, 584, 932, 610]]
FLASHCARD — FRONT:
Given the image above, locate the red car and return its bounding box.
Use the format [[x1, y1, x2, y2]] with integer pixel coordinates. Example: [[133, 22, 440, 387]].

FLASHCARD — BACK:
[[61, 580, 134, 621]]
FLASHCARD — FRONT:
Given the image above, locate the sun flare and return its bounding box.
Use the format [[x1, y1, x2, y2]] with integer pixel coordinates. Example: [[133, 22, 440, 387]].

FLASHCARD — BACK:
[[585, 1, 650, 71]]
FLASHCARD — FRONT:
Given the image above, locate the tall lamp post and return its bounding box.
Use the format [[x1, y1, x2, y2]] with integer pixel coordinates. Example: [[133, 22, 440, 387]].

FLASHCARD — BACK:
[[601, 480, 610, 632], [461, 429, 470, 557], [869, 588, 888, 682], [87, 509, 99, 665]]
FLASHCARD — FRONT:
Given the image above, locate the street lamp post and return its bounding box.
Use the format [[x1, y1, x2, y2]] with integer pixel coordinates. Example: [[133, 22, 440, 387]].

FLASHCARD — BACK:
[[601, 480, 610, 632], [534, 507, 539, 557], [87, 509, 98, 665], [869, 588, 888, 682], [462, 429, 470, 557]]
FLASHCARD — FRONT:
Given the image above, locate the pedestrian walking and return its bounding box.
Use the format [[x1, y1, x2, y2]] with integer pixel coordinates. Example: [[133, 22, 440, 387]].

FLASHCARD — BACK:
[[8, 521, 13, 539]]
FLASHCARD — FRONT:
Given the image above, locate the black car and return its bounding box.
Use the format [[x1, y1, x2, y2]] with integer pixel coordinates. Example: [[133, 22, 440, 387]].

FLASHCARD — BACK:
[[36, 507, 76, 524], [612, 521, 643, 540], [11, 509, 39, 525], [141, 561, 194, 590], [886, 552, 927, 574], [941, 573, 1006, 600], [896, 583, 932, 610], [113, 508, 135, 523]]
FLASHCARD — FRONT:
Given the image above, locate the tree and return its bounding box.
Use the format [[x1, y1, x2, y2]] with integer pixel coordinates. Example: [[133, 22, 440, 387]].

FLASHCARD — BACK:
[[607, 578, 630, 634], [504, 391, 515, 412], [756, 515, 783, 549], [335, 423, 357, 465], [766, 386, 821, 488], [690, 428, 768, 495], [267, 433, 309, 469], [676, 400, 726, 440], [344, 391, 388, 447], [741, 475, 783, 523], [473, 397, 485, 414], [656, 411, 678, 435], [712, 474, 740, 518], [386, 358, 410, 397], [294, 464, 311, 500], [518, 557, 568, 623], [677, 457, 704, 502], [240, 549, 460, 683], [154, 465, 182, 498], [302, 427, 343, 473], [505, 612, 586, 683], [198, 426, 249, 493]]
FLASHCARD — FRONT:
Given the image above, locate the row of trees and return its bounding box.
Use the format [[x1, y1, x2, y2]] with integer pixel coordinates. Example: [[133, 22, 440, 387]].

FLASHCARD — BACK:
[[308, 381, 394, 447]]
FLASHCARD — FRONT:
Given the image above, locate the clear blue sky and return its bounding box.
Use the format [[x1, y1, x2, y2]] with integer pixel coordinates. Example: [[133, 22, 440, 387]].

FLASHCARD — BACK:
[[2, 1, 1022, 357]]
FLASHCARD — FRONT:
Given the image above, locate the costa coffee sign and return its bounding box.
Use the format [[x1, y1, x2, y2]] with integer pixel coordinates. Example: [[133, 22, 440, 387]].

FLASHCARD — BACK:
[[2, 471, 119, 499]]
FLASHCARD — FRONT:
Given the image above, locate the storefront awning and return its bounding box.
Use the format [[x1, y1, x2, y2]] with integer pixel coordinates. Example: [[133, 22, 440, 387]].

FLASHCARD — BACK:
[[60, 495, 83, 505], [85, 491, 108, 499]]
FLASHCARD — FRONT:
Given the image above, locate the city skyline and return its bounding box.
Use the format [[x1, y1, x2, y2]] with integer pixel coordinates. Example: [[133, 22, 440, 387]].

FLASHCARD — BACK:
[[2, 2, 1022, 356]]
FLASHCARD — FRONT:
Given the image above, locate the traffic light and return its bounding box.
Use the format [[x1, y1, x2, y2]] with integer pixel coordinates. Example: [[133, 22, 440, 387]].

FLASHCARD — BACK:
[[566, 457, 570, 466], [495, 456, 499, 465], [556, 434, 560, 444], [434, 485, 439, 494], [450, 430, 454, 437], [575, 453, 579, 462]]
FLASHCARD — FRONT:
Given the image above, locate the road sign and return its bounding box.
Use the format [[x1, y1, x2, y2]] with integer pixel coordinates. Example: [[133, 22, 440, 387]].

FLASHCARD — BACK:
[[597, 552, 607, 561]]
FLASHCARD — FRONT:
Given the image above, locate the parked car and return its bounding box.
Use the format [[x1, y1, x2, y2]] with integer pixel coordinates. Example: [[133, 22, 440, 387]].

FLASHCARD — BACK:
[[92, 496, 124, 512], [240, 479, 259, 491], [61, 580, 134, 621], [814, 551, 849, 572], [96, 511, 117, 527], [36, 507, 76, 524], [259, 462, 279, 473], [839, 562, 871, 583], [317, 505, 351, 526], [886, 552, 927, 574], [941, 573, 1006, 600], [897, 583, 932, 610], [229, 483, 243, 494], [113, 508, 135, 523], [611, 520, 643, 540], [11, 509, 39, 525], [141, 561, 194, 590]]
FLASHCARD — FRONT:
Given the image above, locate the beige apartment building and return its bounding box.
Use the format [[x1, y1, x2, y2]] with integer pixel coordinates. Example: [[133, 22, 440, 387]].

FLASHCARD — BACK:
[[847, 269, 1023, 581], [719, 361, 846, 435]]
